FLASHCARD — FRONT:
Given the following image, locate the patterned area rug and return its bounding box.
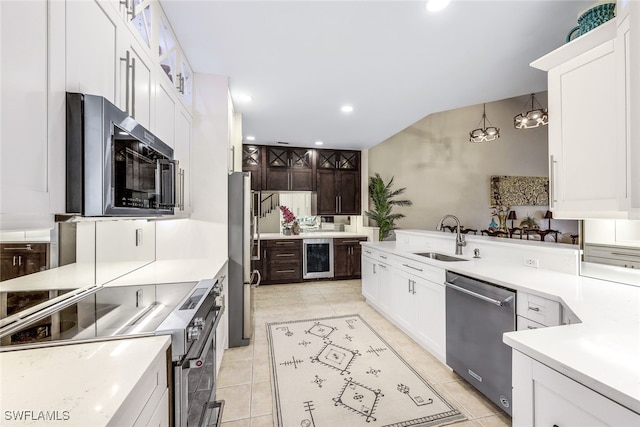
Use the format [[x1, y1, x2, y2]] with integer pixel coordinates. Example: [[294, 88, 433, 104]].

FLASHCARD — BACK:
[[267, 314, 466, 427]]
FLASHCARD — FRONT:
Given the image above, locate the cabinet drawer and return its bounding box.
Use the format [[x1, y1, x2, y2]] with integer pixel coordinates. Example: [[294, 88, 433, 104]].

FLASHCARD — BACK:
[[266, 239, 301, 249], [269, 248, 301, 261], [517, 293, 561, 326], [268, 262, 302, 282], [517, 315, 546, 331], [397, 259, 445, 284], [334, 237, 367, 246]]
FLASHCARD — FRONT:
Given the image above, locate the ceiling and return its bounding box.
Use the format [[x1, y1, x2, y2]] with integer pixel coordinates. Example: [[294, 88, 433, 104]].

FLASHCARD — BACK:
[[160, 0, 592, 150]]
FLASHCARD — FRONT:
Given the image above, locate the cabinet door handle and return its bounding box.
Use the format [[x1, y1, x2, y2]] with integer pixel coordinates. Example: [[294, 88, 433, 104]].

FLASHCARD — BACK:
[[275, 241, 295, 245], [120, 51, 131, 115], [378, 264, 387, 269], [131, 55, 136, 118], [365, 250, 372, 254], [4, 245, 32, 251], [12, 255, 17, 266], [120, 0, 133, 17], [373, 264, 376, 274], [412, 280, 416, 294], [527, 325, 538, 330], [276, 253, 295, 257], [528, 306, 540, 312], [336, 196, 339, 212], [276, 269, 295, 274], [339, 196, 342, 213], [402, 263, 423, 272], [408, 279, 411, 293], [549, 155, 558, 208], [379, 255, 387, 259], [176, 72, 183, 92]]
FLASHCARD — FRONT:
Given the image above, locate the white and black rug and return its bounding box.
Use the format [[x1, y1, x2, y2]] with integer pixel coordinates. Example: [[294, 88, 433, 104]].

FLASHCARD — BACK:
[[267, 314, 466, 427]]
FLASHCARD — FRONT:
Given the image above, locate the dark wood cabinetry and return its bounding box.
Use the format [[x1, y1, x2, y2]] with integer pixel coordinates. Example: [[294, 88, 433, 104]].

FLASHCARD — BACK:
[[242, 145, 264, 191], [333, 237, 367, 278], [265, 147, 314, 191], [1, 243, 48, 282], [241, 144, 361, 215], [260, 239, 302, 284], [316, 150, 361, 215]]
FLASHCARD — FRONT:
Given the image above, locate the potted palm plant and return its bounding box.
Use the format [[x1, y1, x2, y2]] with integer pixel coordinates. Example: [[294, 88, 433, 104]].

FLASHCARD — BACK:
[[365, 173, 412, 241]]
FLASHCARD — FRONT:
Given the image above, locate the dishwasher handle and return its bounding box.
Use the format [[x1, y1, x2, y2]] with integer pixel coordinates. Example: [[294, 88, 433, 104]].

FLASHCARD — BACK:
[[445, 281, 513, 307]]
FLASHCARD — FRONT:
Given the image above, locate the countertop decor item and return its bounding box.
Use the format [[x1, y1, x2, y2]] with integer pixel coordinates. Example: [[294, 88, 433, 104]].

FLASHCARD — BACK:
[[469, 103, 500, 143], [507, 210, 518, 228], [280, 205, 297, 235], [514, 93, 548, 129], [566, 1, 616, 42], [365, 173, 412, 241], [267, 314, 466, 427]]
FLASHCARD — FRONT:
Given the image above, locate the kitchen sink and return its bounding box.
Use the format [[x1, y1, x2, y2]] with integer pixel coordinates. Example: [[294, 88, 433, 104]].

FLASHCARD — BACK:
[[413, 252, 468, 262]]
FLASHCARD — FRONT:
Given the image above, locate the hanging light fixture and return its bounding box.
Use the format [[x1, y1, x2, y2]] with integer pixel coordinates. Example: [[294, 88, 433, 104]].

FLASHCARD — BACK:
[[514, 93, 548, 129], [469, 103, 500, 143]]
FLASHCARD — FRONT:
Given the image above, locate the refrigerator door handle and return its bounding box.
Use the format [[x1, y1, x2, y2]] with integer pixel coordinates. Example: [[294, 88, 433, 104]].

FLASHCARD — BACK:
[[250, 270, 261, 288]]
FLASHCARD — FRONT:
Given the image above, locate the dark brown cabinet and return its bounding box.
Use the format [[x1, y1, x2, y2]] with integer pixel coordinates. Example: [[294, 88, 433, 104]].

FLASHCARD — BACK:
[[242, 145, 263, 191], [333, 237, 367, 278], [260, 239, 302, 283], [265, 147, 314, 191], [316, 150, 360, 215], [1, 243, 48, 282]]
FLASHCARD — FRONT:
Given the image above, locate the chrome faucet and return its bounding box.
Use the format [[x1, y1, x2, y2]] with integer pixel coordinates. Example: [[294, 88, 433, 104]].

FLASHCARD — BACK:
[[436, 215, 466, 255]]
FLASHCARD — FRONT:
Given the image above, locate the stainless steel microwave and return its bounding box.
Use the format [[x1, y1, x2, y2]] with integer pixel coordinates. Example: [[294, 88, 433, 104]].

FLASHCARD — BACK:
[[66, 92, 177, 216]]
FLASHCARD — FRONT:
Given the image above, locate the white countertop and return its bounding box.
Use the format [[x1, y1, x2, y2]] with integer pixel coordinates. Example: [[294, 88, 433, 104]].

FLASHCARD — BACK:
[[0, 335, 170, 426], [259, 231, 368, 240], [104, 257, 227, 287], [362, 238, 640, 414]]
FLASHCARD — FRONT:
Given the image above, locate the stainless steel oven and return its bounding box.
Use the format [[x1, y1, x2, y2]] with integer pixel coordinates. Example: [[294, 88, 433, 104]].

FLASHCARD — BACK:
[[303, 238, 334, 279]]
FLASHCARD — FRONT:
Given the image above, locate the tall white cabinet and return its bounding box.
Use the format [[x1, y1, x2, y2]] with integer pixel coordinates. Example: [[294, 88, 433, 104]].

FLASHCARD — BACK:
[[531, 0, 640, 219], [0, 1, 47, 228], [1, 0, 196, 230]]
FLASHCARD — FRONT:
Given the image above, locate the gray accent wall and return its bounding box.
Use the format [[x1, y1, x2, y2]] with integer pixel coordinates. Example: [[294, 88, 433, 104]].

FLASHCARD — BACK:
[[368, 93, 579, 242]]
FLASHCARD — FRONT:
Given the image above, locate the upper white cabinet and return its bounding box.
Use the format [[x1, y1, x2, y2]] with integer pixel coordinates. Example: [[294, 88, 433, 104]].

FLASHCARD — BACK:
[[532, 1, 639, 219], [0, 0, 57, 230]]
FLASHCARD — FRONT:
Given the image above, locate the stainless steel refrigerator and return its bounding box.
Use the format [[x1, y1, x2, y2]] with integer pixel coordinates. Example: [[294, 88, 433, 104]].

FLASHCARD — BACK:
[[228, 172, 261, 347]]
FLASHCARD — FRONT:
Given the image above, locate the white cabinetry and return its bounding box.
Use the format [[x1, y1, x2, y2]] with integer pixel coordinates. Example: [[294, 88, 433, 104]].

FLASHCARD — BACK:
[[516, 292, 562, 331], [175, 105, 192, 212], [532, 2, 640, 219], [513, 350, 640, 426], [361, 248, 446, 362], [361, 250, 379, 303], [0, 0, 60, 230], [66, 0, 119, 104]]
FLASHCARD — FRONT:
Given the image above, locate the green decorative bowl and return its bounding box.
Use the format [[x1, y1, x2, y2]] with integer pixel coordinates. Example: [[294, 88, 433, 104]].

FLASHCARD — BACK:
[[566, 2, 616, 43]]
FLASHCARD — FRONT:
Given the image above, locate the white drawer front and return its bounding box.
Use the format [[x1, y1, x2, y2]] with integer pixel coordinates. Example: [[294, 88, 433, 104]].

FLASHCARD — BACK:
[[517, 315, 546, 331], [517, 292, 561, 327]]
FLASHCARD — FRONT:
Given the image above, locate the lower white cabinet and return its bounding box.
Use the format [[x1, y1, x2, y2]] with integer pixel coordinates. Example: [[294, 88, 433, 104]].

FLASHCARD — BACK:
[[361, 252, 379, 303], [361, 249, 446, 362], [513, 350, 640, 426]]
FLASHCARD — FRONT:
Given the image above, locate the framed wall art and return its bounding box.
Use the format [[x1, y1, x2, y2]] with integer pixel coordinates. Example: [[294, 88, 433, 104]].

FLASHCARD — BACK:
[[490, 175, 549, 206]]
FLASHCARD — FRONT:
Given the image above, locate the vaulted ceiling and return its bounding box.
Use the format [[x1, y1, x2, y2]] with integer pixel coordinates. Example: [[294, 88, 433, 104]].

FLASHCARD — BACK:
[[160, 0, 592, 149]]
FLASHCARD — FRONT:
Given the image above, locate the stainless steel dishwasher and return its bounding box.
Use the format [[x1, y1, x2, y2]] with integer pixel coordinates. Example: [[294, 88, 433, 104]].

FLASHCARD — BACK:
[[445, 271, 516, 416]]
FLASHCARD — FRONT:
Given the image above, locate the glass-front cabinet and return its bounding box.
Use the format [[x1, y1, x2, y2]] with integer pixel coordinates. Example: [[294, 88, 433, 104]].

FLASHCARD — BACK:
[[130, 0, 152, 48]]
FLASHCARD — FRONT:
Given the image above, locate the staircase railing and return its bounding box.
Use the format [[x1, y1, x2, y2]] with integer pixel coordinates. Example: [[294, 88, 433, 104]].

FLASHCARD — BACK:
[[260, 193, 280, 218]]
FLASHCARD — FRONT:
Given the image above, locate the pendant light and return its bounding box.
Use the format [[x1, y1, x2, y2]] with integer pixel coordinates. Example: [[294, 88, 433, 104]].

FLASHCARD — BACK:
[[469, 103, 500, 143], [514, 93, 548, 129]]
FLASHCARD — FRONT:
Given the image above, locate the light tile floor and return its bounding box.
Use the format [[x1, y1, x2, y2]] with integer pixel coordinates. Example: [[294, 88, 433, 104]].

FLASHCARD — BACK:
[[217, 279, 512, 427]]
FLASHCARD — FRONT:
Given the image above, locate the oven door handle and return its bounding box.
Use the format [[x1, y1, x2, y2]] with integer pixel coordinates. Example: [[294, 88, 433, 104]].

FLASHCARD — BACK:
[[445, 282, 512, 307], [184, 308, 220, 368]]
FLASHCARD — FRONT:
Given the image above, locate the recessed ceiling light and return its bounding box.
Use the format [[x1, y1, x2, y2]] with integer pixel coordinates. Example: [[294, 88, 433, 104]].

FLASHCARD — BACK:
[[236, 94, 253, 102], [426, 0, 450, 13], [246, 136, 255, 141], [315, 141, 323, 146], [341, 105, 354, 113]]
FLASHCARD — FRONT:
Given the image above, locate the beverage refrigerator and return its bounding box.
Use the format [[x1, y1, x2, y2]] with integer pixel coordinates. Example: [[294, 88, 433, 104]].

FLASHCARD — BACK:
[[227, 172, 261, 347]]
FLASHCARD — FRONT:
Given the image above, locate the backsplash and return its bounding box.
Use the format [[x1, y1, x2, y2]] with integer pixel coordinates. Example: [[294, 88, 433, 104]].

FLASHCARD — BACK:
[[394, 230, 580, 275]]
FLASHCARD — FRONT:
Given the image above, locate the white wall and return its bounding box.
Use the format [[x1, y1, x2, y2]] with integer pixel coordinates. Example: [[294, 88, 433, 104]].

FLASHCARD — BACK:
[[368, 93, 579, 243]]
